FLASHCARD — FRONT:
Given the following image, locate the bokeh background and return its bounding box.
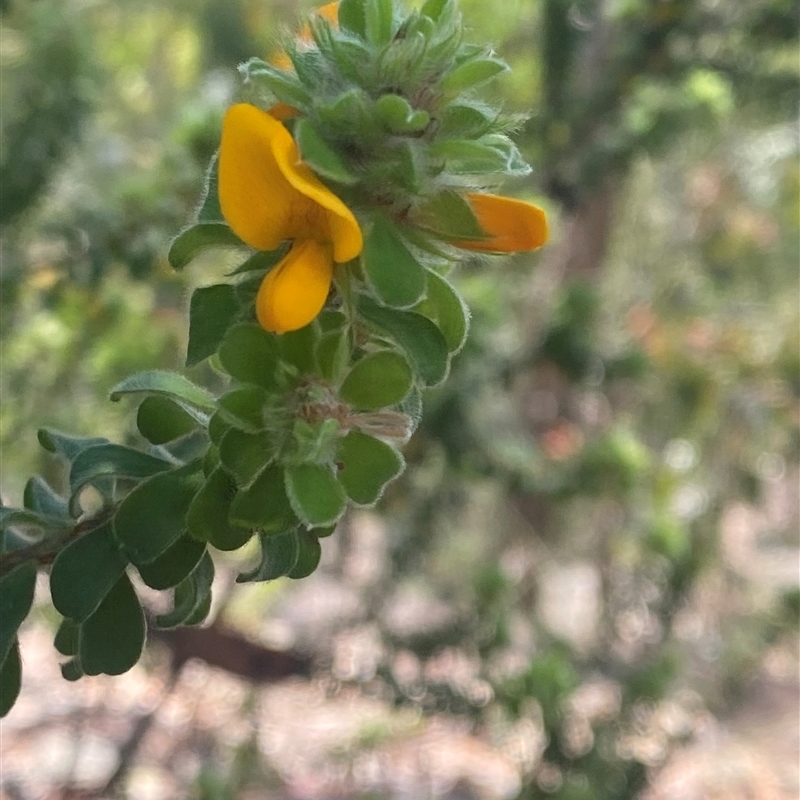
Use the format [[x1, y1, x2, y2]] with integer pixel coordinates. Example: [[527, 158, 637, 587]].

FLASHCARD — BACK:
[[1, 0, 798, 798]]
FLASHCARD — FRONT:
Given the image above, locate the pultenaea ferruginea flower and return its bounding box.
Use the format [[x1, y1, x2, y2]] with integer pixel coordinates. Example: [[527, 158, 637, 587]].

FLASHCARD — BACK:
[[455, 193, 549, 253], [218, 102, 362, 333]]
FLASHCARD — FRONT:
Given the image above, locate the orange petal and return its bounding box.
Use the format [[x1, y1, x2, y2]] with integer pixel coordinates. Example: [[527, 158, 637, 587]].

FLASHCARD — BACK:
[[256, 239, 334, 333], [455, 193, 549, 252]]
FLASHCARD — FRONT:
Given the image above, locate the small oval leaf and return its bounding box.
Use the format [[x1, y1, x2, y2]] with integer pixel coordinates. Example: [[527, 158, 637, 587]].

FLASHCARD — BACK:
[[218, 324, 282, 389], [339, 350, 413, 410], [285, 464, 346, 528], [187, 468, 253, 552], [363, 216, 426, 309], [168, 223, 244, 271], [357, 296, 450, 386], [229, 466, 297, 534], [287, 530, 322, 579], [186, 284, 241, 367], [237, 530, 299, 583], [80, 573, 146, 677], [337, 431, 404, 506], [113, 461, 204, 565], [137, 396, 202, 445], [50, 523, 127, 622], [0, 562, 36, 668], [0, 638, 21, 718], [136, 536, 206, 590]]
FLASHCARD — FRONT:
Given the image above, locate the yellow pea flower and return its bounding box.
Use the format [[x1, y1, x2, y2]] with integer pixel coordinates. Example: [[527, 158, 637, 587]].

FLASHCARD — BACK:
[[218, 103, 362, 333], [455, 193, 549, 253]]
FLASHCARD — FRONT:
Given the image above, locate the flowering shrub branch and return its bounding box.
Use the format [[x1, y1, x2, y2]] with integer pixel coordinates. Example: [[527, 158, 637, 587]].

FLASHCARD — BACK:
[[0, 0, 547, 717]]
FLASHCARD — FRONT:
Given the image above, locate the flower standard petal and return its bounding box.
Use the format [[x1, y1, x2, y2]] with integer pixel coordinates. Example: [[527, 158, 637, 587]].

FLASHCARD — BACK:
[[219, 104, 302, 251], [256, 240, 335, 333], [219, 103, 362, 262], [455, 193, 549, 252]]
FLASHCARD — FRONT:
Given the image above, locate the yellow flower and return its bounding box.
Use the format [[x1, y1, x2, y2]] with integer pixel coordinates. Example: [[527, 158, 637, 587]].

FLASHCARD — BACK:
[[218, 103, 362, 333], [455, 193, 549, 253]]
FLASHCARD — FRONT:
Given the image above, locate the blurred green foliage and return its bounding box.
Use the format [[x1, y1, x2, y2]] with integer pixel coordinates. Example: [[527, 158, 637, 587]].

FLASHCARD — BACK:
[[0, 0, 797, 797]]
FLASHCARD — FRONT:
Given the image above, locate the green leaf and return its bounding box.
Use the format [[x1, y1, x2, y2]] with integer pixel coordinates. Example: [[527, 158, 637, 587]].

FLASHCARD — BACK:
[[50, 523, 127, 622], [420, 0, 452, 22], [280, 323, 318, 375], [113, 461, 204, 565], [337, 430, 404, 506], [79, 573, 146, 676], [240, 58, 312, 109], [285, 464, 346, 528], [0, 562, 36, 668], [416, 270, 469, 353], [0, 638, 21, 718], [440, 54, 508, 93], [0, 506, 65, 536], [414, 190, 486, 239], [168, 223, 243, 271], [365, 0, 394, 44], [230, 247, 287, 276], [187, 468, 252, 551], [110, 371, 216, 412], [292, 418, 341, 464], [363, 216, 426, 309], [316, 328, 352, 384], [438, 101, 495, 139], [218, 428, 276, 488], [208, 412, 232, 447], [23, 477, 68, 519], [218, 324, 281, 390], [137, 396, 202, 445], [318, 88, 377, 137], [294, 118, 358, 184], [195, 153, 224, 223], [183, 588, 213, 626], [237, 530, 299, 583], [289, 47, 328, 90], [375, 94, 429, 134], [338, 0, 366, 36], [186, 284, 241, 367], [339, 350, 413, 409], [229, 466, 297, 534], [37, 429, 108, 461], [357, 295, 450, 386], [217, 385, 270, 433], [60, 659, 84, 682], [54, 618, 80, 656], [430, 136, 530, 175], [155, 552, 214, 629], [69, 444, 173, 515], [136, 535, 206, 590], [287, 530, 322, 579]]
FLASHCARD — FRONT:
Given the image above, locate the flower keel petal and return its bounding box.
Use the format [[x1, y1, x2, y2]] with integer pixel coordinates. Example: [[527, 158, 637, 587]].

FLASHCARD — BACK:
[[256, 240, 335, 333]]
